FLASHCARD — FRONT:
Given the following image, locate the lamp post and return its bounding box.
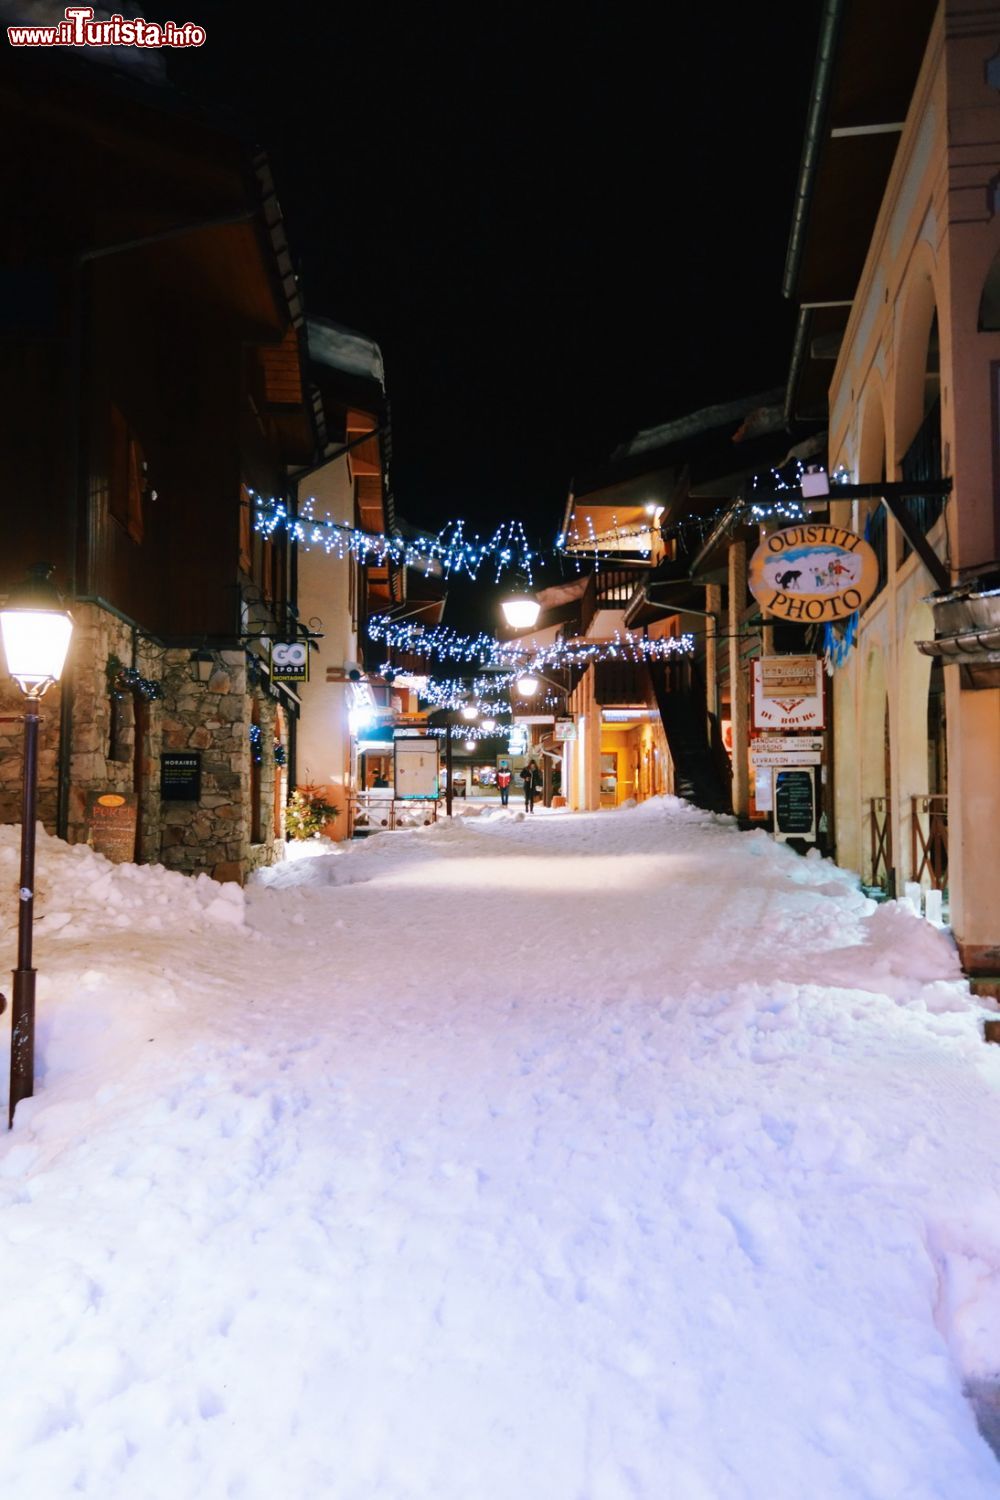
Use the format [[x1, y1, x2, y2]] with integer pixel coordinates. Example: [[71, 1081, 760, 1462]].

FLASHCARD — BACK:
[[0, 566, 74, 1128]]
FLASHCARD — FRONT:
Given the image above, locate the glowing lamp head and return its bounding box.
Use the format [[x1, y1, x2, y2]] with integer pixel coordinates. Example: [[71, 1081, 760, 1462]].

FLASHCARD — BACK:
[[0, 565, 74, 698], [464, 739, 476, 752], [480, 718, 496, 733], [515, 675, 540, 699], [500, 588, 539, 630], [460, 704, 478, 721]]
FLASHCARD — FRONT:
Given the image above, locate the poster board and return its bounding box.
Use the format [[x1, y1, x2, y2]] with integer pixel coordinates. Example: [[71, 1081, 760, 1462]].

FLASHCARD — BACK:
[[393, 738, 439, 800]]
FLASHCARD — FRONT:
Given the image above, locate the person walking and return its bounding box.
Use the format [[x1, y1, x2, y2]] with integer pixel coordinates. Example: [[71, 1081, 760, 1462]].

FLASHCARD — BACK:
[[520, 758, 542, 814], [497, 764, 512, 807]]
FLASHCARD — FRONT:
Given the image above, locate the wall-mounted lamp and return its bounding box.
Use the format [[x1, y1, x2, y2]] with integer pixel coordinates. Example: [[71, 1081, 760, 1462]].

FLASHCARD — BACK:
[[191, 647, 215, 684]]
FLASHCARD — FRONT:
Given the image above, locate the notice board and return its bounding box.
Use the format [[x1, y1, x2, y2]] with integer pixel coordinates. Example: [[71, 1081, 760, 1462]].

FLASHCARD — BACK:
[[394, 738, 439, 800]]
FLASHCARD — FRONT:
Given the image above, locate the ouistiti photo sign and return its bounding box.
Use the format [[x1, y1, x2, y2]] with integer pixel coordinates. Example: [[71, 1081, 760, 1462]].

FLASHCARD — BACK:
[[749, 523, 878, 623]]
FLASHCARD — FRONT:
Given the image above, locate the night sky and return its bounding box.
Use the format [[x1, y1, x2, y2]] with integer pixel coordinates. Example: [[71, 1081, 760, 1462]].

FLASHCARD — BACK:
[[151, 2, 823, 546]]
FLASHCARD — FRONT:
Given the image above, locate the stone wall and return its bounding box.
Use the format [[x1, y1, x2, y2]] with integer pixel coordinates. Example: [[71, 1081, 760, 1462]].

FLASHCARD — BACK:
[[0, 604, 285, 883], [0, 678, 61, 829], [157, 651, 281, 883]]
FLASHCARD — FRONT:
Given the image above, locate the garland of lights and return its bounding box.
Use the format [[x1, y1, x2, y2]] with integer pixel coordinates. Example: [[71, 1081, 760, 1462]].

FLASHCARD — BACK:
[[369, 617, 695, 671], [252, 465, 852, 582], [106, 654, 162, 703], [249, 722, 263, 766]]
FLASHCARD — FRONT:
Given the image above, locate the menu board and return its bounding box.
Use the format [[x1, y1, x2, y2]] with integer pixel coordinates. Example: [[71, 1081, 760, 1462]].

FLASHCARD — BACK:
[[160, 751, 201, 802], [774, 767, 817, 842], [85, 792, 137, 864]]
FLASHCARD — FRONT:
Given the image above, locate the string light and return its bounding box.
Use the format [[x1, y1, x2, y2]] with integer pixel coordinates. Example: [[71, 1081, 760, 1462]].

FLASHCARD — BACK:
[[369, 617, 695, 670], [253, 464, 854, 582]]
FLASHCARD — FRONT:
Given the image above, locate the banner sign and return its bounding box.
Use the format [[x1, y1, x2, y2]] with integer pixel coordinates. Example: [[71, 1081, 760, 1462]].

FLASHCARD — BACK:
[[554, 719, 577, 741], [270, 640, 310, 682], [749, 524, 878, 623], [752, 659, 825, 730]]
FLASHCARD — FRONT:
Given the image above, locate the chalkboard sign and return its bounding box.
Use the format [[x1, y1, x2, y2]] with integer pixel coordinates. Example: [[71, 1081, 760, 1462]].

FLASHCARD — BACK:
[[774, 767, 816, 842], [161, 751, 201, 802]]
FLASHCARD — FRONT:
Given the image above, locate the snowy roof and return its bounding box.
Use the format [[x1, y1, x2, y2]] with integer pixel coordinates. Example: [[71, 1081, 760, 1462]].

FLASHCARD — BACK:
[[0, 2, 168, 83], [307, 318, 385, 392], [616, 387, 787, 461]]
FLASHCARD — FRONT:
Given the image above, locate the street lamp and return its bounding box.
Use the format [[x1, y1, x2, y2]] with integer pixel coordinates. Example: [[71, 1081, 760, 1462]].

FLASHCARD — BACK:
[[0, 565, 74, 1128], [515, 675, 540, 698], [460, 704, 478, 721], [500, 575, 540, 631]]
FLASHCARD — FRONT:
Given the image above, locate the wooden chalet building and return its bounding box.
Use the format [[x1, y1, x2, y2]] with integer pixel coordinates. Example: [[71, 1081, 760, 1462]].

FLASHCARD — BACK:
[[0, 52, 319, 880]]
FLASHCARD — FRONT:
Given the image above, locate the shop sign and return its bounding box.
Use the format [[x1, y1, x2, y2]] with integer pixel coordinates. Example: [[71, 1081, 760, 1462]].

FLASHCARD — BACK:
[[507, 725, 528, 755], [753, 736, 823, 753], [773, 767, 817, 842], [270, 640, 310, 682], [554, 719, 577, 741], [160, 751, 201, 802], [749, 524, 879, 623], [752, 658, 825, 730], [85, 791, 137, 864], [750, 748, 822, 766]]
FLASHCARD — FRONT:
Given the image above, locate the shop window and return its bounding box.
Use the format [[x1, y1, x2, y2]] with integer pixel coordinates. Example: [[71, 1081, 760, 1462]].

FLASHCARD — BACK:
[[109, 403, 146, 543]]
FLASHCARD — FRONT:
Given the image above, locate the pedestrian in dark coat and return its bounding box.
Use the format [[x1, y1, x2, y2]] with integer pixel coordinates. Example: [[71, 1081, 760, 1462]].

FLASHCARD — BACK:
[[520, 759, 542, 813]]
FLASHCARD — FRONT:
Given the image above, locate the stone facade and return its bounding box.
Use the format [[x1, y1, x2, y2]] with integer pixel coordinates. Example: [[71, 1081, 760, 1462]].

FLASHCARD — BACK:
[[0, 603, 285, 883]]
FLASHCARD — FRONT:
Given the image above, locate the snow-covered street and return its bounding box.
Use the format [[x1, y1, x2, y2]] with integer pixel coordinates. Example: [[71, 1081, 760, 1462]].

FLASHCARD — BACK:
[[2, 800, 1000, 1498]]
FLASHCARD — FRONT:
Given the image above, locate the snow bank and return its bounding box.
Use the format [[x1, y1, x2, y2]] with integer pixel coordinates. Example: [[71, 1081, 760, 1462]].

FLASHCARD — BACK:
[[0, 824, 245, 943], [1, 801, 999, 1498]]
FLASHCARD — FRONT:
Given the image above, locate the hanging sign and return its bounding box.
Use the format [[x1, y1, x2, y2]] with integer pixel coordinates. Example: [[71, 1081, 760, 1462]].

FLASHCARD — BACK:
[[270, 640, 310, 682], [85, 791, 137, 864], [749, 524, 878, 623], [554, 719, 577, 741], [773, 767, 817, 842], [752, 658, 825, 729], [750, 747, 822, 767]]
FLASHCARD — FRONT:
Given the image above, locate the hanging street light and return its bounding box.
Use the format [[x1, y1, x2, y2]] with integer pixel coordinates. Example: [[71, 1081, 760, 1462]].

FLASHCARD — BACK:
[[499, 574, 541, 631], [460, 704, 478, 721], [515, 675, 540, 698], [480, 718, 496, 733], [0, 565, 75, 1127]]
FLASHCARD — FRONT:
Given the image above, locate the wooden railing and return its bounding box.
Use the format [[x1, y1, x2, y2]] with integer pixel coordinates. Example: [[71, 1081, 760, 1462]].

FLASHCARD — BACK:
[[350, 794, 438, 836], [868, 796, 892, 890], [911, 794, 948, 890]]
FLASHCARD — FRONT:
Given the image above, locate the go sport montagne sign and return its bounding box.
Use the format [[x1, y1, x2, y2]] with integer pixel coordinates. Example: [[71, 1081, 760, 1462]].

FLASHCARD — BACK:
[[749, 523, 879, 623]]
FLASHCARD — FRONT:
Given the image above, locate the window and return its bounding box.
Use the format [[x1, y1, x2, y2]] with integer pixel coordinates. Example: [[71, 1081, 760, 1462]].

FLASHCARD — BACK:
[[109, 404, 146, 543]]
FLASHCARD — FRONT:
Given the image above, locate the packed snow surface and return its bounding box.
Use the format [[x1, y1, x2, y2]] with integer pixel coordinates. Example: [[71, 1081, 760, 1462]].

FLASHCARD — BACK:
[[1, 800, 1000, 1498]]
